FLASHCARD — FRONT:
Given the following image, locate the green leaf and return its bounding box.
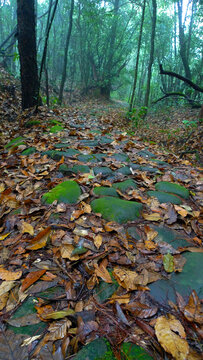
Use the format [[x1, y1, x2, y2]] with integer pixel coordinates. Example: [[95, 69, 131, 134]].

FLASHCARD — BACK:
[[163, 253, 174, 273]]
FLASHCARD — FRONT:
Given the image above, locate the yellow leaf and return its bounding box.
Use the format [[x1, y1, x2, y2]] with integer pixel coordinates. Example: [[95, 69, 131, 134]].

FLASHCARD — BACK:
[[113, 267, 145, 291], [94, 234, 103, 249], [21, 222, 34, 235], [0, 268, 22, 281], [155, 315, 189, 360], [0, 281, 16, 296], [142, 213, 161, 221], [174, 205, 188, 217], [0, 233, 10, 241], [48, 319, 72, 341], [94, 263, 112, 283], [60, 244, 79, 260], [0, 183, 5, 193], [42, 309, 75, 320]]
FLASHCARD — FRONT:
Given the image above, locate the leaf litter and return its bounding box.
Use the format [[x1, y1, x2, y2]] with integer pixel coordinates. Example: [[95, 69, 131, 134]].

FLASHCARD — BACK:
[[0, 82, 203, 358]]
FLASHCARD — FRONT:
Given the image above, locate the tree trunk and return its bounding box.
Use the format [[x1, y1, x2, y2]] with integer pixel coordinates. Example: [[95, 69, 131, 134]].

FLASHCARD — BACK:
[[144, 0, 157, 107], [129, 0, 146, 111], [177, 0, 192, 80], [17, 0, 39, 110], [58, 0, 74, 105], [100, 0, 120, 98]]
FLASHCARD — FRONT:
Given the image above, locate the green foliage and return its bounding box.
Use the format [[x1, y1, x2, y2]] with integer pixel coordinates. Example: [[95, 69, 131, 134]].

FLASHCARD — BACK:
[[126, 107, 147, 128], [182, 119, 198, 129]]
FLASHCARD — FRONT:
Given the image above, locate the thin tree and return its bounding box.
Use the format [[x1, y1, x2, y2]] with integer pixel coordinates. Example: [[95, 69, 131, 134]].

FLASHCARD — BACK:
[[17, 0, 39, 109], [144, 0, 157, 107], [58, 0, 74, 105], [129, 0, 146, 112]]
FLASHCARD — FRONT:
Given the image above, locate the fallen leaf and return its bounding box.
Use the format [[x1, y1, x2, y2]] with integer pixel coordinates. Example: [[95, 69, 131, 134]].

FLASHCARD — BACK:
[[0, 233, 10, 241], [48, 319, 72, 341], [21, 221, 34, 235], [0, 268, 22, 281], [60, 244, 80, 260], [142, 213, 161, 221], [94, 234, 103, 249], [155, 314, 189, 360], [163, 253, 174, 273], [21, 269, 46, 292], [41, 309, 75, 320], [26, 226, 51, 250], [184, 290, 203, 324]]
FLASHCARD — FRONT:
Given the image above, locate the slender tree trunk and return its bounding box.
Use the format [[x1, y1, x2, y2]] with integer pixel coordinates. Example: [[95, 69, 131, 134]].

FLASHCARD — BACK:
[[58, 0, 74, 105], [129, 0, 146, 111], [144, 0, 157, 107], [17, 0, 39, 110], [100, 0, 120, 98], [177, 0, 192, 79]]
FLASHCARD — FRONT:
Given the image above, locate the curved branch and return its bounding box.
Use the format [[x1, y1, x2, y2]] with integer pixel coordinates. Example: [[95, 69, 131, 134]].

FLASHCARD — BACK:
[[159, 64, 203, 93]]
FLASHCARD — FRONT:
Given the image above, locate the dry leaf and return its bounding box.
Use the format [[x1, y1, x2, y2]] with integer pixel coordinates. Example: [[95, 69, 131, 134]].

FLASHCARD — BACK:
[[26, 226, 51, 250], [155, 314, 189, 360], [21, 221, 34, 235], [143, 213, 161, 221], [60, 244, 80, 260], [94, 262, 112, 283], [94, 234, 103, 249], [0, 268, 22, 281], [21, 269, 46, 292]]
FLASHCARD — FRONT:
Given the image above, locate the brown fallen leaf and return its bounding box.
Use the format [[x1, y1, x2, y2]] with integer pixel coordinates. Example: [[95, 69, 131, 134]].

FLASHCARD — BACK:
[[94, 261, 112, 283], [94, 234, 103, 249], [60, 244, 80, 260], [0, 268, 22, 281], [184, 290, 203, 324], [142, 212, 161, 221], [26, 226, 51, 250], [21, 269, 46, 292], [47, 319, 72, 341], [155, 314, 189, 360]]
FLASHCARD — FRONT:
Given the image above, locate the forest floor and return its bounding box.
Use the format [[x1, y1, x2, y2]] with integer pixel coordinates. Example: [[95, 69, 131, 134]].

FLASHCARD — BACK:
[[0, 67, 203, 360]]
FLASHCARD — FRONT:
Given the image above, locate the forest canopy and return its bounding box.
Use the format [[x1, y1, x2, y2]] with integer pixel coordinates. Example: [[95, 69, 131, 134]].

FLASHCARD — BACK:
[[0, 0, 202, 108]]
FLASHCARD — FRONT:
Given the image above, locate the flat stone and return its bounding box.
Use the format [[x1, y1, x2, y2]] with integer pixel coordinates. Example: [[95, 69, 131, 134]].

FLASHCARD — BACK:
[[42, 181, 81, 204], [91, 196, 142, 224], [112, 179, 137, 192], [155, 181, 189, 199], [77, 154, 99, 163], [149, 252, 203, 302], [147, 191, 183, 204], [115, 166, 132, 175], [93, 186, 119, 197], [93, 167, 114, 176]]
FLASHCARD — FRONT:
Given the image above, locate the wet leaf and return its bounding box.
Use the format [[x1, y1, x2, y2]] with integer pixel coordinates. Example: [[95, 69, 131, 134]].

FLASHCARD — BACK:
[[21, 269, 46, 292], [26, 227, 51, 250], [163, 253, 174, 273], [155, 314, 189, 360], [0, 268, 22, 281]]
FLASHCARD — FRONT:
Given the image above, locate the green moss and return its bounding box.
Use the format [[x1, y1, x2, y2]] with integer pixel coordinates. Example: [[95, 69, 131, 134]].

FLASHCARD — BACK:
[[21, 147, 36, 155], [112, 179, 137, 192], [42, 180, 81, 204], [5, 136, 25, 149], [155, 181, 189, 199], [93, 186, 119, 197], [147, 190, 182, 204], [91, 197, 142, 224], [120, 343, 153, 359], [25, 120, 40, 128], [73, 338, 116, 360]]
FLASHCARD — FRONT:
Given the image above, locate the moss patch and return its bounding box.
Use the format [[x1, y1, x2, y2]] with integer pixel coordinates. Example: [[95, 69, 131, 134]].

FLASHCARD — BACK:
[[147, 191, 182, 204], [155, 181, 189, 199], [91, 196, 142, 224], [42, 181, 81, 204], [112, 179, 137, 192], [93, 186, 119, 197]]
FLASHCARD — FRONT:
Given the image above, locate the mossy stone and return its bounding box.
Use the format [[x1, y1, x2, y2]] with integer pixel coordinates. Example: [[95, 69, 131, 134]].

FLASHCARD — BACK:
[[5, 136, 25, 149], [115, 166, 132, 175], [48, 125, 64, 133], [59, 164, 73, 175], [21, 147, 36, 155], [149, 252, 203, 302], [25, 120, 40, 128], [137, 150, 155, 158], [152, 225, 190, 249], [111, 153, 130, 162], [93, 186, 119, 197], [147, 191, 182, 204], [71, 165, 91, 174], [74, 338, 116, 360], [112, 179, 137, 192], [78, 154, 99, 163], [93, 167, 113, 176], [42, 181, 81, 204], [155, 181, 189, 199], [43, 150, 79, 160], [91, 197, 142, 224], [120, 343, 153, 360]]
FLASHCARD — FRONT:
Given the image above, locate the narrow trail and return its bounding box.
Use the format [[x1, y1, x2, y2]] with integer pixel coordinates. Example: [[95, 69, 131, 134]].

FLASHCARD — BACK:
[[0, 103, 202, 359]]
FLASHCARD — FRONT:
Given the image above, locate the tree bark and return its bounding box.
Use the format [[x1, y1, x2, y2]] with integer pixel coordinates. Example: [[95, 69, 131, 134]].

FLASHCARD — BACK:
[[17, 0, 39, 110], [144, 0, 157, 107], [58, 0, 74, 105], [129, 0, 146, 111], [177, 0, 192, 79]]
